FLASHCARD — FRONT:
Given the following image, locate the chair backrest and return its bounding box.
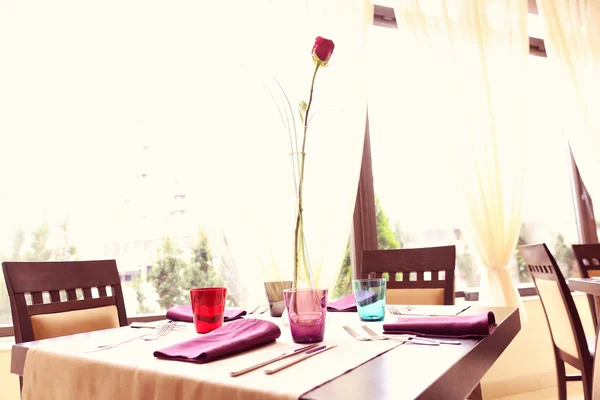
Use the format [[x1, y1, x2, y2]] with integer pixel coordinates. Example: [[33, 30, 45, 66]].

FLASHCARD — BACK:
[[2, 260, 128, 343], [519, 243, 592, 373], [572, 244, 600, 279], [361, 245, 456, 305], [572, 243, 600, 328]]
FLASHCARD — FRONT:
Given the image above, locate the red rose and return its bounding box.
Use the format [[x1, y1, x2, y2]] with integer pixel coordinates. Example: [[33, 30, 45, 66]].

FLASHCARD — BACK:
[[312, 36, 335, 66]]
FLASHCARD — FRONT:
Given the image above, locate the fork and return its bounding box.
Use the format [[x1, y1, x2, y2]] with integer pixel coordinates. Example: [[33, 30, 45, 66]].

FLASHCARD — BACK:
[[89, 321, 177, 352], [358, 325, 440, 346], [343, 325, 375, 341], [387, 305, 413, 315], [344, 325, 423, 344], [359, 325, 460, 346]]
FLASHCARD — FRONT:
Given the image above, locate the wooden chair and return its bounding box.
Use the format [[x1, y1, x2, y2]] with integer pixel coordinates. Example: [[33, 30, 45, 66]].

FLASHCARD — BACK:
[[519, 243, 594, 400], [2, 259, 128, 344], [361, 245, 456, 306], [572, 244, 600, 329]]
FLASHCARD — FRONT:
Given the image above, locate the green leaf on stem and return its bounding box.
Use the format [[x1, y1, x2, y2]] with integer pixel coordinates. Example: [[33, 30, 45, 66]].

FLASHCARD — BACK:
[[298, 101, 308, 124]]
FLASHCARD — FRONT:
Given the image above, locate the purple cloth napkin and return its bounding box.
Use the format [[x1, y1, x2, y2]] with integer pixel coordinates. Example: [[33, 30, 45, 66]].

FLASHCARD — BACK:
[[383, 312, 497, 338], [327, 291, 378, 312], [327, 294, 357, 312], [166, 305, 246, 323], [154, 319, 281, 363]]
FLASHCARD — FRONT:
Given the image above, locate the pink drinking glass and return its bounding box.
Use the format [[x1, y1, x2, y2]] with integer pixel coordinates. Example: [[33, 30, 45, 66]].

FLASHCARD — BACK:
[[284, 288, 327, 343], [190, 287, 227, 334]]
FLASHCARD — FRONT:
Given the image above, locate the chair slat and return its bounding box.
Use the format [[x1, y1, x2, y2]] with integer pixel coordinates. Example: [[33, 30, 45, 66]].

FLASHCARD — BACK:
[[66, 289, 77, 301], [387, 280, 446, 289], [31, 292, 44, 305], [28, 296, 117, 317], [82, 287, 93, 299], [98, 286, 108, 297], [49, 290, 61, 303]]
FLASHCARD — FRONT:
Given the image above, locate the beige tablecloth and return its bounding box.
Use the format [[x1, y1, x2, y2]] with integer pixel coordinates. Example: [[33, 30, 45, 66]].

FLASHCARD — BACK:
[[22, 313, 399, 400]]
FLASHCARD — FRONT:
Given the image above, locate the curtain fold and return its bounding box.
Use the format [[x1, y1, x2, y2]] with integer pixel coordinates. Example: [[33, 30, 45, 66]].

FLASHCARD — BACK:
[[391, 0, 529, 318], [537, 0, 600, 209]]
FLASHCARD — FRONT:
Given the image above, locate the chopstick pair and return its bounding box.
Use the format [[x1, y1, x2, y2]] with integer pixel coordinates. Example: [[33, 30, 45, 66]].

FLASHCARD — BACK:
[[230, 343, 335, 376]]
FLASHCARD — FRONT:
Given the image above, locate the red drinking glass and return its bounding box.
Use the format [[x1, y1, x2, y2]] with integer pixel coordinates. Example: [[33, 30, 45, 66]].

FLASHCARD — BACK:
[[190, 287, 227, 333]]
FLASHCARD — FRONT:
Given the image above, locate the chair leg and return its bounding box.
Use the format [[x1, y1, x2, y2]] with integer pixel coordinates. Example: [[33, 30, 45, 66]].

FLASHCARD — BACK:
[[466, 383, 483, 400], [556, 359, 567, 400], [582, 370, 593, 400]]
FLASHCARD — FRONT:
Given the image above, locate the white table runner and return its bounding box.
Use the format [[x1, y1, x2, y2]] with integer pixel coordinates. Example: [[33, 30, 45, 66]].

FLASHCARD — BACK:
[[22, 313, 399, 400]]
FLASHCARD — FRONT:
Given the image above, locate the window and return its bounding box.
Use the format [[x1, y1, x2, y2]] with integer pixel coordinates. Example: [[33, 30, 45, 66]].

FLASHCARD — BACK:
[[0, 2, 249, 324], [366, 25, 578, 290]]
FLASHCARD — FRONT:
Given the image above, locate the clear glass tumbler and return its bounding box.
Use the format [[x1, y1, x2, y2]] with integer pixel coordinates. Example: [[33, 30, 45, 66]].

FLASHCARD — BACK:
[[352, 279, 387, 321]]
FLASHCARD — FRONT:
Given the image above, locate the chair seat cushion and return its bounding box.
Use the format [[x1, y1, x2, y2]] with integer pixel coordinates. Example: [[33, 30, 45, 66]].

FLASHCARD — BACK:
[[30, 305, 120, 340], [386, 288, 445, 306]]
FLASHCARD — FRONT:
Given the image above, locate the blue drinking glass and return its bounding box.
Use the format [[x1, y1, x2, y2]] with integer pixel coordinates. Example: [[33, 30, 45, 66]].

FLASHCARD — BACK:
[[352, 279, 387, 321]]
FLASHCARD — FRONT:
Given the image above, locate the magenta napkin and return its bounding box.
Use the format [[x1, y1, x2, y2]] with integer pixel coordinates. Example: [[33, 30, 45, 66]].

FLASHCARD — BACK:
[[327, 291, 378, 312], [166, 305, 246, 323], [154, 319, 281, 363], [383, 312, 496, 338], [327, 294, 357, 312]]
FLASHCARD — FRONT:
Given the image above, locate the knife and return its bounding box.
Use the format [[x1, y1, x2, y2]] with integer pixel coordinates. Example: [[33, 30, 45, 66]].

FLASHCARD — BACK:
[[229, 344, 319, 377], [264, 345, 337, 375]]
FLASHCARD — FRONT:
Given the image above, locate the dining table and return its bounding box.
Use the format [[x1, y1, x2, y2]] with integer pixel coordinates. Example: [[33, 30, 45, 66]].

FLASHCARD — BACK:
[[11, 304, 520, 400]]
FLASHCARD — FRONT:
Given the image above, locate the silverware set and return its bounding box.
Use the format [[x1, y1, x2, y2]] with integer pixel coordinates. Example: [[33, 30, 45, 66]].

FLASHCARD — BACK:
[[229, 343, 336, 376], [342, 325, 460, 346], [87, 321, 178, 352]]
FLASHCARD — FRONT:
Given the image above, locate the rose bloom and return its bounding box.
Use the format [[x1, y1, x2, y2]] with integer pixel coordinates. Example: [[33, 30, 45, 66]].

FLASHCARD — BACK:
[[312, 36, 334, 66]]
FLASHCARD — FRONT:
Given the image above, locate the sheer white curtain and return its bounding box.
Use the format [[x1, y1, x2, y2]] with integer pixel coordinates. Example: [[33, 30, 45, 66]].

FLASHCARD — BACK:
[[390, 0, 529, 315], [537, 1, 600, 205], [206, 0, 372, 306]]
